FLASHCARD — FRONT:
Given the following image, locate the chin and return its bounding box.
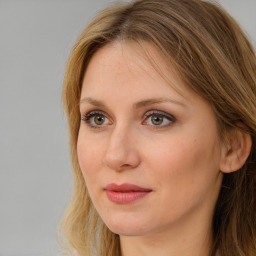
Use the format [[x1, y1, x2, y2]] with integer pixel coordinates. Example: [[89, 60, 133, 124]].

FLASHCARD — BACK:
[[102, 213, 152, 236], [107, 224, 147, 236]]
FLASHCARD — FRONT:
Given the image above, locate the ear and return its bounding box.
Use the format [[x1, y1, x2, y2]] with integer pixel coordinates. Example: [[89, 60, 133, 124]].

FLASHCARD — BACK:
[[220, 127, 252, 173]]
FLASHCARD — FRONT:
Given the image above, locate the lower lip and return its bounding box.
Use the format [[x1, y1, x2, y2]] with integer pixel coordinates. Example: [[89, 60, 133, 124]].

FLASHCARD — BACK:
[[105, 191, 151, 204]]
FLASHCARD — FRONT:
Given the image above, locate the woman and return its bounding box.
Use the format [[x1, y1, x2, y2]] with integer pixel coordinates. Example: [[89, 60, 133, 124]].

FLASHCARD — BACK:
[[59, 0, 256, 255]]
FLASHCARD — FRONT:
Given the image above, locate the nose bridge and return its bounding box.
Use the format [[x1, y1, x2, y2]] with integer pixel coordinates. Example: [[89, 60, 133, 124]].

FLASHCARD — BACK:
[[111, 122, 131, 145], [103, 123, 140, 171]]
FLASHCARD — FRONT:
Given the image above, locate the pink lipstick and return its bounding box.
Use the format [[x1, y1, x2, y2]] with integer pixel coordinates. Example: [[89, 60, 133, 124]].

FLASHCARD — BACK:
[[104, 183, 152, 204]]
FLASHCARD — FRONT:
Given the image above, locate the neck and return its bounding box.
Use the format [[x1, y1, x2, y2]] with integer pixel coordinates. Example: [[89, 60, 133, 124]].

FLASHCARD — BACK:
[[120, 210, 214, 256]]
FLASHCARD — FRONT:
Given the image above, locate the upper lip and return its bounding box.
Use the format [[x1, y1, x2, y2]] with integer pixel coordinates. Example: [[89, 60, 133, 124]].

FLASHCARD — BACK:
[[105, 183, 152, 192]]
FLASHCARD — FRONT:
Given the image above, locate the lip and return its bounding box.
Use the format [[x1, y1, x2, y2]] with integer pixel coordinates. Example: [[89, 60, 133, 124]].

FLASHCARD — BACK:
[[104, 183, 152, 204]]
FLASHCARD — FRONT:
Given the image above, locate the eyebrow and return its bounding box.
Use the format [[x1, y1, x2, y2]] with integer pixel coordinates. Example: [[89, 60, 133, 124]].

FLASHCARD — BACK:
[[134, 98, 186, 108], [80, 97, 106, 108], [80, 97, 187, 109]]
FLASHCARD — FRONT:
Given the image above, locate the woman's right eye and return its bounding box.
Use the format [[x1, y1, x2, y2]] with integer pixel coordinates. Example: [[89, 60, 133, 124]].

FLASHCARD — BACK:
[[81, 111, 111, 128]]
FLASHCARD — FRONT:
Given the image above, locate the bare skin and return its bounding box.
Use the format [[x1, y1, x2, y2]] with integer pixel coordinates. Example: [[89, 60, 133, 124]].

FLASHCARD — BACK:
[[78, 41, 228, 256]]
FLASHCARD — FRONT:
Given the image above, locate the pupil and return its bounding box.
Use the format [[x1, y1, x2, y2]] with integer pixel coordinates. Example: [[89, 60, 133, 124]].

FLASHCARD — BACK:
[[152, 115, 163, 125], [94, 115, 104, 125]]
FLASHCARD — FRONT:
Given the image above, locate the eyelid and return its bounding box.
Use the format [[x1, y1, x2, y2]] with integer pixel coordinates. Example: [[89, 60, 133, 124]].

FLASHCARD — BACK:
[[142, 110, 176, 127], [81, 109, 110, 120], [81, 110, 112, 129], [144, 110, 175, 120]]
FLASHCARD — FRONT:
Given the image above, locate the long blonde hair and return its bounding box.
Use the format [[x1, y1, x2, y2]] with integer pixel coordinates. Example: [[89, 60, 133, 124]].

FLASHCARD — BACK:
[[59, 1, 256, 255]]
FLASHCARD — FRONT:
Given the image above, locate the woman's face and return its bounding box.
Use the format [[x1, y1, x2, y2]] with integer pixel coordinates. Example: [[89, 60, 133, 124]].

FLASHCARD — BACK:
[[77, 41, 223, 237]]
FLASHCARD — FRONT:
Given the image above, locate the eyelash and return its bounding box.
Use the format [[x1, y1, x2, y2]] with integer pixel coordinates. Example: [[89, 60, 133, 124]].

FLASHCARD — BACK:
[[143, 110, 176, 128], [81, 110, 176, 129], [81, 110, 110, 129]]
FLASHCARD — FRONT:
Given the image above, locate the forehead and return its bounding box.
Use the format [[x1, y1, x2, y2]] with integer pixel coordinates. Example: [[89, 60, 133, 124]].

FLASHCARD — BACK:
[[82, 40, 190, 98]]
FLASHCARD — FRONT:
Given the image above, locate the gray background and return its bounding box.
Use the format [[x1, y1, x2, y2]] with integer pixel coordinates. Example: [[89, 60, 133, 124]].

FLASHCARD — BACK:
[[0, 1, 255, 256]]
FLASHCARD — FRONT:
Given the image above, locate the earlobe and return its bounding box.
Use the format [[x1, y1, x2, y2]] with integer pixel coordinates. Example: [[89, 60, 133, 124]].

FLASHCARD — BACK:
[[219, 128, 252, 173]]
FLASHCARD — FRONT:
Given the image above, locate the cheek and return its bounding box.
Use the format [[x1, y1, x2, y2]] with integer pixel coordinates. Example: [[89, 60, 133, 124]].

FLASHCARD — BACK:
[[77, 135, 108, 211], [145, 134, 222, 214], [143, 130, 221, 187], [77, 133, 104, 182]]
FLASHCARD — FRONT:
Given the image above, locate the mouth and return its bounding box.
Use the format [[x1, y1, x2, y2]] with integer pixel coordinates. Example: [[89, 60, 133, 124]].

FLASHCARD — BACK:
[[104, 183, 152, 204]]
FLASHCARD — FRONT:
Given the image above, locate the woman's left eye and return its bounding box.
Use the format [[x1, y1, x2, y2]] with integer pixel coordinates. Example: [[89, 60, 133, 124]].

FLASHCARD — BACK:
[[142, 111, 176, 127]]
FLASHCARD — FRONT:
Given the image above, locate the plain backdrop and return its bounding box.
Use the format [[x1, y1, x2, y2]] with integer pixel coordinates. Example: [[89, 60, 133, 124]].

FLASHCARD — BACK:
[[0, 1, 255, 256]]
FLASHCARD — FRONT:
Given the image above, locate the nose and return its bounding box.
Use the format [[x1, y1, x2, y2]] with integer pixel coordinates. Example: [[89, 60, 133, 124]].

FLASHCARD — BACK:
[[103, 125, 140, 171]]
